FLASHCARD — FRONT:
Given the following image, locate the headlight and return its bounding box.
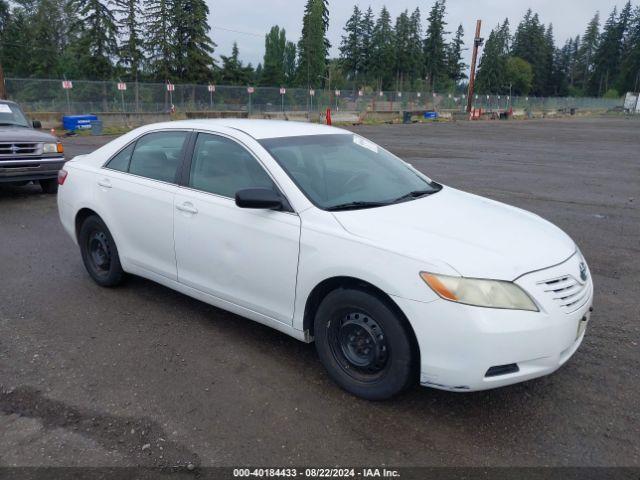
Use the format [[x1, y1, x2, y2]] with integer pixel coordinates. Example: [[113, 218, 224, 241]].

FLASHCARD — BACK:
[[43, 142, 64, 154], [420, 272, 539, 311]]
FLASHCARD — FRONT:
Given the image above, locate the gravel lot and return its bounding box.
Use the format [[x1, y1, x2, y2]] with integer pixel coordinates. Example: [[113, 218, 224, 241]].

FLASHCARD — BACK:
[[0, 117, 638, 468]]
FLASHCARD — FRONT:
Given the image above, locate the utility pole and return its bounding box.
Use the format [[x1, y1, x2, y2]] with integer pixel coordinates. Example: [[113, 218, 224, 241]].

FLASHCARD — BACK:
[[466, 20, 483, 113]]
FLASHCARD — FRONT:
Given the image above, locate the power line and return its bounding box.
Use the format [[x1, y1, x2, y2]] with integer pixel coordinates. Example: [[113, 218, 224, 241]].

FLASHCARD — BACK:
[[211, 25, 264, 38]]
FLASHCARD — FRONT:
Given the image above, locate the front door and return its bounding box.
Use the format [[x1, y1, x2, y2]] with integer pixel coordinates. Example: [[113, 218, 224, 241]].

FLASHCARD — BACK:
[[173, 132, 300, 325]]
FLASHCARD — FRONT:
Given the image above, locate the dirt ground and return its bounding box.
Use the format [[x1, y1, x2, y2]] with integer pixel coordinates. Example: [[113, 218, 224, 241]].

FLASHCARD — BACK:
[[0, 116, 638, 468]]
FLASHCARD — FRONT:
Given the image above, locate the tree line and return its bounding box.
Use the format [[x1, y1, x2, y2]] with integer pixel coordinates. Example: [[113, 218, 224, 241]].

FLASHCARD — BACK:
[[337, 2, 465, 92], [0, 0, 638, 97], [476, 3, 640, 97]]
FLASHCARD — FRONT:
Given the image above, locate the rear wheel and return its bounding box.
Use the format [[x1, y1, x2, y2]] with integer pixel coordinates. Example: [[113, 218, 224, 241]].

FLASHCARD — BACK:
[[314, 288, 416, 400], [78, 215, 125, 287], [39, 178, 58, 194]]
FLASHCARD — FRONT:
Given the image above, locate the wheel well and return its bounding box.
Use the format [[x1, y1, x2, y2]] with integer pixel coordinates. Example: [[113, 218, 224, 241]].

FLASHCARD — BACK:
[[303, 276, 420, 356], [75, 208, 99, 242]]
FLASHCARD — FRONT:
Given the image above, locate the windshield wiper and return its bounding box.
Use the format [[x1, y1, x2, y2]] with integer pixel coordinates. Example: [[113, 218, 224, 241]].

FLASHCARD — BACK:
[[326, 201, 390, 211], [391, 189, 438, 204], [0, 122, 26, 127]]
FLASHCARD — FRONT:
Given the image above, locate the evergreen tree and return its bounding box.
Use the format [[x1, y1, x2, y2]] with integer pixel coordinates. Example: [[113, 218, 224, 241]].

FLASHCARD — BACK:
[[1, 7, 32, 76], [262, 26, 287, 86], [296, 0, 329, 87], [447, 24, 466, 84], [143, 0, 175, 80], [618, 6, 640, 92], [68, 0, 118, 79], [512, 10, 549, 95], [567, 35, 580, 89], [590, 6, 625, 95], [254, 63, 263, 83], [575, 13, 600, 93], [0, 0, 9, 33], [340, 5, 362, 83], [172, 0, 216, 82], [359, 6, 375, 84], [115, 0, 143, 81], [408, 8, 424, 86], [475, 21, 510, 94], [423, 0, 448, 90], [284, 41, 297, 84], [369, 6, 395, 90], [220, 42, 252, 85], [549, 38, 571, 96], [27, 0, 67, 76], [394, 10, 412, 90], [542, 24, 556, 95]]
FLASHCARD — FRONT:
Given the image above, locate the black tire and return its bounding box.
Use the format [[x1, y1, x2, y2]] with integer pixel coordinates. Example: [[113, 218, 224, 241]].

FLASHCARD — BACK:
[[314, 288, 416, 400], [78, 215, 125, 287], [39, 178, 58, 194]]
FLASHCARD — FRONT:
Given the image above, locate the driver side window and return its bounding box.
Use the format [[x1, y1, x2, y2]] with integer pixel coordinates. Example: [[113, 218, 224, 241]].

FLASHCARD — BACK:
[[189, 133, 276, 198]]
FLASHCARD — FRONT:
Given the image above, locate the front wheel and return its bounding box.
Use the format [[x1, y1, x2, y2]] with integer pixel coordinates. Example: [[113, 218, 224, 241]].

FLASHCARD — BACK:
[[314, 288, 416, 400], [78, 215, 125, 287]]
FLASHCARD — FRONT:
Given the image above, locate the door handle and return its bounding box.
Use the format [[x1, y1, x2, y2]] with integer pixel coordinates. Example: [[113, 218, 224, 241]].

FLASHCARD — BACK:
[[176, 202, 198, 214], [97, 179, 112, 188]]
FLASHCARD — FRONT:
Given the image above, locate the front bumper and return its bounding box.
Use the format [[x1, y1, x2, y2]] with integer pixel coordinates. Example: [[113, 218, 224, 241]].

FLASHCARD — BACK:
[[0, 157, 66, 182], [394, 253, 593, 392]]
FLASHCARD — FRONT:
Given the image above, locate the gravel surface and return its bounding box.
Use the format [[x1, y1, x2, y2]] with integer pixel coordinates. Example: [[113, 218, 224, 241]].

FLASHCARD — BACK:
[[0, 117, 638, 467]]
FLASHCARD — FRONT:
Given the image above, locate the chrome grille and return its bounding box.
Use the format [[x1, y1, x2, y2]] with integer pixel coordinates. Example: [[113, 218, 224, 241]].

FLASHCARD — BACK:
[[537, 274, 590, 314], [0, 142, 40, 156]]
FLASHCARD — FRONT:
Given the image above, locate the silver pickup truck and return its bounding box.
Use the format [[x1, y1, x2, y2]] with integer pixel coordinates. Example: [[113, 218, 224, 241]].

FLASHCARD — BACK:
[[0, 100, 65, 193]]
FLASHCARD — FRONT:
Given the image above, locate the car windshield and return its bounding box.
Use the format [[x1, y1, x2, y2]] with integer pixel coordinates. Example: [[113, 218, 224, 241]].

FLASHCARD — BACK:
[[0, 103, 30, 127], [259, 134, 441, 210]]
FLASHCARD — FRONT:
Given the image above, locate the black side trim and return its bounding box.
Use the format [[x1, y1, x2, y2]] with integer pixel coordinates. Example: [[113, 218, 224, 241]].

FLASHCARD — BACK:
[[176, 131, 197, 186]]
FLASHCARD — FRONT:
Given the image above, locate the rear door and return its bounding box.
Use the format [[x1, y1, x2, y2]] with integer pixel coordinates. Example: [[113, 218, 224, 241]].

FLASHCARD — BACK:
[[97, 130, 191, 280], [173, 131, 300, 324]]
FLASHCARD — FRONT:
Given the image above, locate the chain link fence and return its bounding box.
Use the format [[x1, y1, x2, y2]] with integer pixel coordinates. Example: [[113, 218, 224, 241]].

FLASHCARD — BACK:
[[5, 77, 623, 117]]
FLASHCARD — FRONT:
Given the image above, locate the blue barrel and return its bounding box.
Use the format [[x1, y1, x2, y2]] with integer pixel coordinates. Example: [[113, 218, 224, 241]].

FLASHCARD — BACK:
[[62, 115, 98, 131], [423, 111, 438, 119]]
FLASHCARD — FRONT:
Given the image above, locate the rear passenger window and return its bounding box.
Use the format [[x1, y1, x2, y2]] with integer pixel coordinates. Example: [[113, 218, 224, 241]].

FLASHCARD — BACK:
[[106, 143, 134, 172], [128, 131, 188, 183], [189, 133, 275, 198]]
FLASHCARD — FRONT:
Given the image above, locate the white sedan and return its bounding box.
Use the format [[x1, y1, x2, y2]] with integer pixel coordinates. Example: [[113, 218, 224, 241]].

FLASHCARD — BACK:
[[57, 120, 593, 400]]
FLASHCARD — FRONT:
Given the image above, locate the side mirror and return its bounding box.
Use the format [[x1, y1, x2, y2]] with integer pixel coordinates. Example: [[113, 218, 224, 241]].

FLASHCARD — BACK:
[[235, 188, 283, 210], [32, 120, 42, 129]]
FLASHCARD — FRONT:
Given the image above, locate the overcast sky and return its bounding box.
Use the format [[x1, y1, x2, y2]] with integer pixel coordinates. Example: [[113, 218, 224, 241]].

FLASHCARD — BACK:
[[206, 0, 632, 70]]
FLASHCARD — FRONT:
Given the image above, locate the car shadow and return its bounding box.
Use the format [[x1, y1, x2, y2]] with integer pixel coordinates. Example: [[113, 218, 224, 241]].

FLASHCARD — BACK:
[[115, 273, 563, 424], [0, 182, 47, 198]]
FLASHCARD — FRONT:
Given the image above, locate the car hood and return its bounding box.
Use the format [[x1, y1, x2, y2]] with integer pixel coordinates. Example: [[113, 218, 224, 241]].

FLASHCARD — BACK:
[[0, 126, 56, 142], [331, 187, 576, 280]]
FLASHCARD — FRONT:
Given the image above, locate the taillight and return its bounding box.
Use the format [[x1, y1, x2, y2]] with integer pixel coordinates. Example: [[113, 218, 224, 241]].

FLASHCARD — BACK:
[[58, 169, 68, 185]]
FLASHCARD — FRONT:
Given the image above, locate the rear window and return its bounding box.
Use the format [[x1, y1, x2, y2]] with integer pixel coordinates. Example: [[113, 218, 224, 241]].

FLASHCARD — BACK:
[[106, 131, 188, 183]]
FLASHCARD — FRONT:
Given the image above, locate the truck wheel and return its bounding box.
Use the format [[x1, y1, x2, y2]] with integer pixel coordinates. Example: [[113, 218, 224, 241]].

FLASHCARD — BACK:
[[39, 179, 58, 194], [314, 288, 416, 400], [78, 215, 125, 287]]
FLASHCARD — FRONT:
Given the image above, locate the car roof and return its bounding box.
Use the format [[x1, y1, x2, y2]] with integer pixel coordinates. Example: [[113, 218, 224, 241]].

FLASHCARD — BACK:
[[152, 119, 350, 140]]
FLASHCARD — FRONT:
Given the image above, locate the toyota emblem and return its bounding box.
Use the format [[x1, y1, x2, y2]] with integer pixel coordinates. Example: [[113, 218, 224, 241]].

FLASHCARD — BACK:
[[579, 262, 588, 282]]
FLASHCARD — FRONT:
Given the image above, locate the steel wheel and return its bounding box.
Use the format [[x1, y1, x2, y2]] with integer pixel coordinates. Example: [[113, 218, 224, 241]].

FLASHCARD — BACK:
[[79, 215, 125, 287], [328, 308, 391, 383], [88, 230, 111, 274]]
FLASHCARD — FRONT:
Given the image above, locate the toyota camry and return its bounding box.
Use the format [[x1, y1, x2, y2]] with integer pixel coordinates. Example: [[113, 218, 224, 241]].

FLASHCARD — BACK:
[[57, 120, 593, 400]]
